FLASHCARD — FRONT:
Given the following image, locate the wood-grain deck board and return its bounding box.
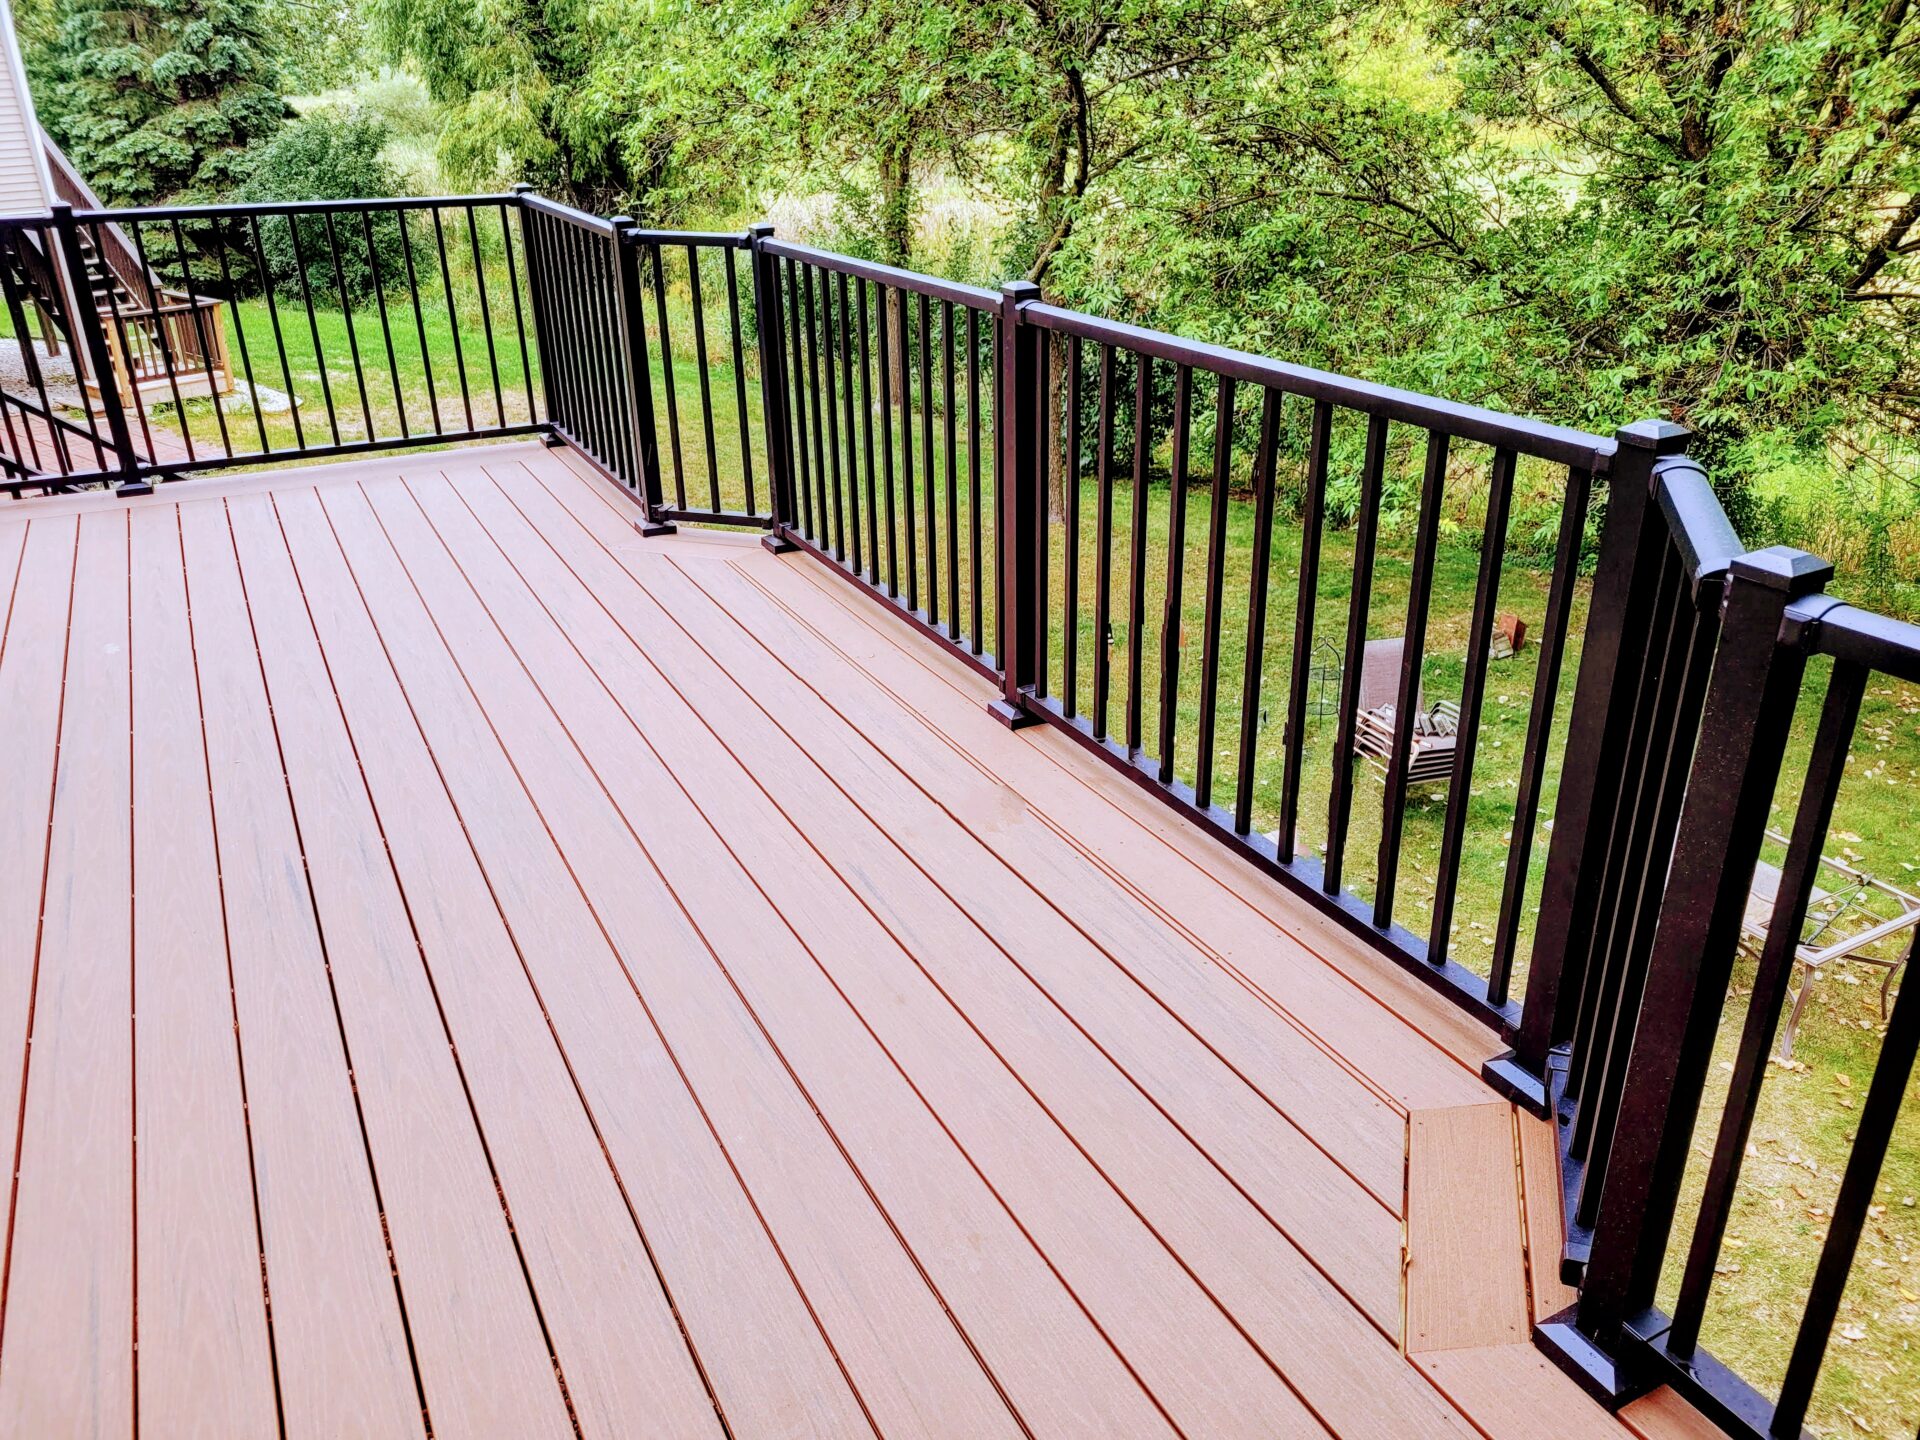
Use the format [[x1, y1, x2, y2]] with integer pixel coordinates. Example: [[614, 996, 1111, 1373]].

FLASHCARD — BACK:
[[0, 440, 1686, 1438]]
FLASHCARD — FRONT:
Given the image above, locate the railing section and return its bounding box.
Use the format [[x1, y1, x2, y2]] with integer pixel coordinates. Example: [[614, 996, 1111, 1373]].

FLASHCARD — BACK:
[[1, 195, 541, 493]]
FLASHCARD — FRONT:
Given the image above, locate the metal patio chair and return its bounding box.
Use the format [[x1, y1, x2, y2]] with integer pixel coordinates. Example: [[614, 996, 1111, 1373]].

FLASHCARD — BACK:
[[1742, 829, 1920, 1059]]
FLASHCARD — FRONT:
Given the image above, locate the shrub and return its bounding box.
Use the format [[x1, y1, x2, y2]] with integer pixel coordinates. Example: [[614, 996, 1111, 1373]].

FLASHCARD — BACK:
[[236, 107, 410, 301]]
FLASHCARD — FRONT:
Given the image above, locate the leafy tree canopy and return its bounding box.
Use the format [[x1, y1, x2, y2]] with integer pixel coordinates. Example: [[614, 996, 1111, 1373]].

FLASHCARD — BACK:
[[30, 0, 292, 204]]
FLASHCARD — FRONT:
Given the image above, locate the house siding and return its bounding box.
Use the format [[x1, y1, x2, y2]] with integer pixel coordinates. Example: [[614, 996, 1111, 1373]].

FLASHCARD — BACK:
[[0, 0, 51, 214]]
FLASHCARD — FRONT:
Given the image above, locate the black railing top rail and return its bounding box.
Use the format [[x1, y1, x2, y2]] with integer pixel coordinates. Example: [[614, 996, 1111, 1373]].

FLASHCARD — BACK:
[[627, 228, 752, 248], [760, 238, 1001, 313], [64, 194, 525, 224], [1650, 452, 1744, 599], [1791, 596, 1920, 681], [517, 191, 619, 235], [1021, 299, 1617, 472]]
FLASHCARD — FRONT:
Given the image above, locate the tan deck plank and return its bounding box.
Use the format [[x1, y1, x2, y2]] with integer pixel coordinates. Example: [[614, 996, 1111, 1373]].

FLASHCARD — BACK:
[[320, 476, 1005, 1438], [127, 504, 280, 1434], [285, 475, 871, 1440], [1516, 1107, 1579, 1322], [225, 490, 576, 1440], [497, 461, 1490, 1440], [1414, 1344, 1635, 1439], [177, 496, 425, 1439], [0, 511, 134, 1436], [0, 516, 74, 1410], [1621, 1387, 1729, 1440], [761, 525, 1504, 1080], [425, 465, 1293, 1438], [265, 482, 725, 1440], [1407, 1102, 1531, 1354]]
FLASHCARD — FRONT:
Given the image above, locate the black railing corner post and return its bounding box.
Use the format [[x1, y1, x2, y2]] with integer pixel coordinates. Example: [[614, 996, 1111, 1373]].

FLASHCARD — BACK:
[[1484, 418, 1692, 1114], [1569, 545, 1830, 1364], [988, 278, 1044, 729], [608, 215, 673, 535], [49, 201, 145, 493], [748, 224, 798, 553]]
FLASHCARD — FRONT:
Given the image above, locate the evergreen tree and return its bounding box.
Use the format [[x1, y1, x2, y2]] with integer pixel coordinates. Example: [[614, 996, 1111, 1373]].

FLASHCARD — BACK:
[[35, 0, 292, 204]]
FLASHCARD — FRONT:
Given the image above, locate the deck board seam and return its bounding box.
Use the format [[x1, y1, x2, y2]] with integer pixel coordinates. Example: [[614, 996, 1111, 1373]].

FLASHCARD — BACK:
[[385, 470, 1038, 1440], [332, 477, 890, 1440], [0, 517, 80, 1372], [492, 461, 1420, 1394], [703, 544, 1404, 1215], [778, 544, 1502, 1082], [221, 497, 437, 1438], [175, 503, 291, 1435], [269, 475, 737, 1440], [265, 488, 587, 1439], [451, 464, 1373, 1437]]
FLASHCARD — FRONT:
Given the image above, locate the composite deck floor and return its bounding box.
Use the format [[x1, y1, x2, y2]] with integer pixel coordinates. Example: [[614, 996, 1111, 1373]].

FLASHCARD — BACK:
[[0, 442, 1712, 1438]]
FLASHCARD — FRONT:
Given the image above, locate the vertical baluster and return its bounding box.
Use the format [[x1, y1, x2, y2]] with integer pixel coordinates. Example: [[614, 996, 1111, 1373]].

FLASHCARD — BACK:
[[1772, 927, 1919, 1433], [130, 218, 197, 458], [1156, 363, 1194, 783], [464, 206, 506, 427], [396, 209, 438, 436], [3, 228, 81, 470], [968, 306, 984, 654], [725, 246, 758, 515], [943, 299, 959, 641], [91, 221, 163, 464], [839, 271, 861, 568], [877, 284, 898, 595], [920, 291, 938, 627], [819, 270, 846, 555], [169, 217, 234, 458], [1326, 416, 1388, 891], [430, 206, 474, 430], [898, 288, 918, 612], [858, 279, 881, 584], [651, 243, 689, 509], [498, 204, 536, 424], [801, 264, 828, 541], [322, 212, 375, 441], [988, 279, 1043, 728], [362, 210, 408, 438], [1126, 352, 1153, 752], [1193, 374, 1237, 810], [250, 213, 309, 446], [1427, 448, 1517, 964], [1062, 333, 1083, 717], [687, 245, 722, 509], [1488, 463, 1593, 1003], [1234, 388, 1284, 836], [596, 233, 638, 485], [1276, 400, 1332, 857], [1373, 430, 1449, 929], [1091, 343, 1117, 738], [779, 257, 811, 537]]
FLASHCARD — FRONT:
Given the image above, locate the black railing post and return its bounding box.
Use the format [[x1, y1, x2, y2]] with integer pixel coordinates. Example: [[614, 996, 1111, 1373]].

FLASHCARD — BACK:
[[749, 225, 798, 552], [989, 279, 1044, 729], [50, 202, 144, 493], [1548, 547, 1831, 1388], [510, 185, 566, 446], [1485, 419, 1690, 1112], [608, 216, 673, 535]]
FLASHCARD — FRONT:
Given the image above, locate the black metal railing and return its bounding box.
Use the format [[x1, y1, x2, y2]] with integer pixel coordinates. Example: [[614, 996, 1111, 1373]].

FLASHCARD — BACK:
[[1, 194, 541, 493], [1527, 556, 1920, 1439], [759, 240, 1002, 679], [7, 187, 1908, 1436], [995, 285, 1611, 1028]]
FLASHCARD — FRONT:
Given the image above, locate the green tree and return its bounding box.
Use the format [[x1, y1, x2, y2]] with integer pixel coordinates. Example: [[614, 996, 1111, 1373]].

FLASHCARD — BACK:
[[32, 0, 291, 204]]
